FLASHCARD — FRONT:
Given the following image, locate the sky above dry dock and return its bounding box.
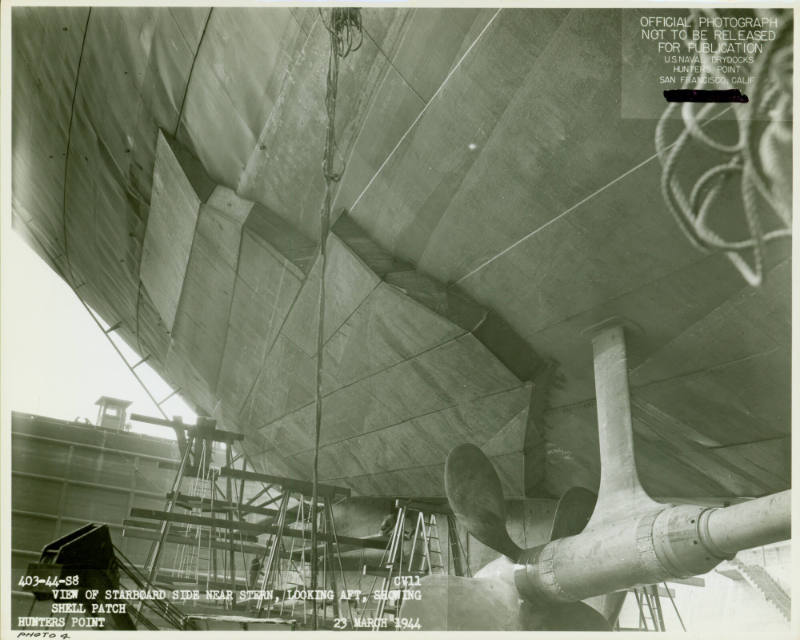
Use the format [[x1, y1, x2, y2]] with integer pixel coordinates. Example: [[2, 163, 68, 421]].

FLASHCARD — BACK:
[[5, 232, 195, 437]]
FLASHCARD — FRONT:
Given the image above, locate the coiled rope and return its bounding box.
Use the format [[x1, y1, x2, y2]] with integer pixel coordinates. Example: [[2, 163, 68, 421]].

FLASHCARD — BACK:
[[655, 10, 792, 286]]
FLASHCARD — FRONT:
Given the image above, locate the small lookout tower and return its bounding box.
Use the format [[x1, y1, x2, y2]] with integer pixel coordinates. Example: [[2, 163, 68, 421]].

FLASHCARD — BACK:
[[94, 396, 132, 431]]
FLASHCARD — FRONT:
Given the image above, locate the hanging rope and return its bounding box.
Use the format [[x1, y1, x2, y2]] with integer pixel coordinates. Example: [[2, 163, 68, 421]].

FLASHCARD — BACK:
[[655, 9, 792, 287], [310, 8, 363, 631]]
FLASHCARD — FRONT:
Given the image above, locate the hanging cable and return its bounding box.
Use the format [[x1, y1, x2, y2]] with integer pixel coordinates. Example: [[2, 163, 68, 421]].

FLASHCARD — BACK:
[[309, 8, 363, 631]]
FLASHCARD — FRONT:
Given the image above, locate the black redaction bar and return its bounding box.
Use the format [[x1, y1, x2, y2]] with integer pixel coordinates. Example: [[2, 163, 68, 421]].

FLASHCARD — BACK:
[[663, 89, 749, 103]]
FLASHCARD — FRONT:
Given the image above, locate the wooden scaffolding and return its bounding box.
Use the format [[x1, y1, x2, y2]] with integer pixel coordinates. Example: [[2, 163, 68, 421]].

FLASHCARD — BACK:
[[121, 413, 384, 629]]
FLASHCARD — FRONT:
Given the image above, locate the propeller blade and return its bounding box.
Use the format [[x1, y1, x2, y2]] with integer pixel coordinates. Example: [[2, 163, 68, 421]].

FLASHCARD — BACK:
[[583, 592, 628, 629], [539, 601, 613, 631], [473, 554, 515, 585], [399, 575, 521, 631], [549, 486, 597, 540], [445, 444, 522, 559]]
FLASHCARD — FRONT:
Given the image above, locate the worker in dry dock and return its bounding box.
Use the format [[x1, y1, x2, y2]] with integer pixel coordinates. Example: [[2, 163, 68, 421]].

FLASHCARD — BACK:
[[248, 557, 262, 590], [379, 510, 396, 538], [379, 505, 413, 540]]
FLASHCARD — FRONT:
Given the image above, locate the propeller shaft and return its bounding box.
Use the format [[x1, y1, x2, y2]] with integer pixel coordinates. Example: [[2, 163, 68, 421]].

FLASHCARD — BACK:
[[513, 490, 790, 605]]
